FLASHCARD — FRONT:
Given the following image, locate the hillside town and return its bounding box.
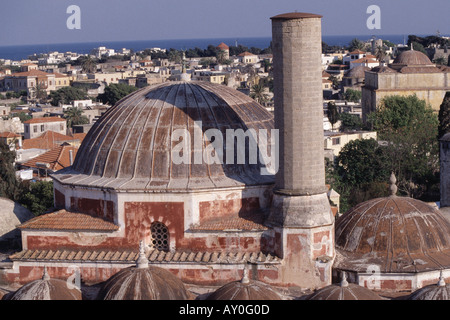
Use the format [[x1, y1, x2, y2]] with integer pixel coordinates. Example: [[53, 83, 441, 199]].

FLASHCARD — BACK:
[[1, 16, 450, 302]]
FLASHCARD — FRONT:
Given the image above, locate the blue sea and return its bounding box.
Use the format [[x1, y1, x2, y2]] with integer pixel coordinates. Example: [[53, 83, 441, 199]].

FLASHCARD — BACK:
[[0, 34, 435, 61]]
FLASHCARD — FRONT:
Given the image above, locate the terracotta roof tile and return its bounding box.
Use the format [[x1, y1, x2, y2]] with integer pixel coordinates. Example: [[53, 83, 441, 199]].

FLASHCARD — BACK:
[[18, 209, 119, 231], [10, 248, 280, 264], [24, 117, 65, 124], [190, 211, 268, 231], [21, 144, 78, 171]]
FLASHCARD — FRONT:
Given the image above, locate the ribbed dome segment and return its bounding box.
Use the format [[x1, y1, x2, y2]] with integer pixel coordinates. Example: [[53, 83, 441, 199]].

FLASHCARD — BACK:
[[335, 196, 450, 273], [393, 50, 433, 65], [54, 81, 274, 191], [306, 282, 383, 300], [407, 274, 450, 300], [96, 266, 190, 300], [206, 280, 281, 300], [5, 269, 81, 300]]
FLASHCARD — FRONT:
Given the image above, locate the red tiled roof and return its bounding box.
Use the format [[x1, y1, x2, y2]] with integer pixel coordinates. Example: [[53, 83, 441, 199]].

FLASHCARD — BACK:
[[24, 117, 65, 124], [238, 51, 256, 57], [190, 212, 268, 231], [21, 144, 78, 171], [22, 131, 76, 150], [349, 50, 366, 54], [0, 132, 21, 138], [216, 42, 229, 50], [18, 209, 119, 231]]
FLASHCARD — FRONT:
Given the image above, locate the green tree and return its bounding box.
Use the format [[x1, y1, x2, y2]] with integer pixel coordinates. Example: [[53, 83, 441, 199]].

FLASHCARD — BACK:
[[79, 55, 98, 73], [339, 113, 363, 132], [0, 141, 23, 201], [98, 83, 139, 106], [368, 95, 439, 198], [333, 138, 390, 212], [18, 181, 54, 216], [438, 92, 450, 139], [348, 38, 365, 52], [64, 106, 90, 128], [344, 89, 362, 103], [327, 101, 339, 131], [49, 86, 88, 106], [250, 82, 268, 104]]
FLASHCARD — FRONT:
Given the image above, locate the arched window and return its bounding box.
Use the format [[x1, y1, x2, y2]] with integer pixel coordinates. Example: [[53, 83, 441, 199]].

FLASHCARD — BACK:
[[150, 222, 169, 251]]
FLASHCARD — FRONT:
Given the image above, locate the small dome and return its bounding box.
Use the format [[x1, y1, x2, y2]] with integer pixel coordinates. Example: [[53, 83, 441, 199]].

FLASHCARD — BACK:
[[335, 174, 450, 273], [96, 242, 190, 300], [5, 267, 82, 300], [393, 50, 433, 65], [407, 272, 450, 300], [344, 66, 370, 79], [0, 197, 33, 247], [206, 266, 281, 300], [53, 81, 274, 191], [306, 273, 383, 300]]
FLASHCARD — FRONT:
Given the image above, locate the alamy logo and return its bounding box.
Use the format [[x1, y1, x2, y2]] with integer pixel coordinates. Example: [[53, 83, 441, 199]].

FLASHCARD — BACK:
[[67, 5, 81, 30], [366, 5, 381, 30], [171, 121, 279, 176]]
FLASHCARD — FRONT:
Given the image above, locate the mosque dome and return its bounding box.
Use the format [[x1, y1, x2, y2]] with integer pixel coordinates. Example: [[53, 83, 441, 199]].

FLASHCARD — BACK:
[[0, 198, 34, 248], [335, 174, 450, 273], [344, 66, 370, 79], [5, 267, 82, 300], [393, 50, 433, 65], [96, 242, 191, 300], [205, 266, 281, 300], [306, 272, 383, 300], [53, 81, 274, 191], [407, 272, 450, 300]]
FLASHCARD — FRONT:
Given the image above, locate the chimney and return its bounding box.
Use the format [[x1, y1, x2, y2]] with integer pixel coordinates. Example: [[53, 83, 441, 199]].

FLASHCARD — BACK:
[[69, 149, 74, 166], [267, 12, 335, 289]]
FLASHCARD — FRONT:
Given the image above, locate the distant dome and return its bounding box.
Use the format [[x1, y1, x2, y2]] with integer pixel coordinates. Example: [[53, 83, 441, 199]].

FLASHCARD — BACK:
[[306, 273, 383, 300], [345, 66, 370, 79], [53, 81, 274, 191], [206, 266, 281, 300], [0, 198, 33, 247], [5, 268, 82, 300], [393, 50, 433, 65], [96, 242, 190, 300], [335, 175, 450, 273], [407, 272, 450, 300]]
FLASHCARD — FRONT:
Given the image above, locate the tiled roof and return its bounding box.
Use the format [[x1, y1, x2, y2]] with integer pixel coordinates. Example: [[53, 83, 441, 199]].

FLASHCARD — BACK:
[[10, 248, 280, 264], [18, 209, 119, 231], [238, 51, 256, 57], [24, 117, 65, 124], [0, 132, 21, 138], [22, 131, 77, 150], [21, 144, 78, 171], [191, 212, 268, 231]]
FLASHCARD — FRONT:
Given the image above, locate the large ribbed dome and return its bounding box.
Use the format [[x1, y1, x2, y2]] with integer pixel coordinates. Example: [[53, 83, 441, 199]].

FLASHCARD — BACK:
[[53, 81, 274, 191], [393, 50, 433, 65], [335, 193, 450, 273]]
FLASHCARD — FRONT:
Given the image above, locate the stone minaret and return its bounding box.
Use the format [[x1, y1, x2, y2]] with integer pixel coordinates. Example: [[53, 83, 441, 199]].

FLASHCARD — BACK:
[[268, 12, 335, 289]]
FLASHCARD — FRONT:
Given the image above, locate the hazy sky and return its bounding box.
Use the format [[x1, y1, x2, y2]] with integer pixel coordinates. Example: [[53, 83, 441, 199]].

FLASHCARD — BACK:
[[1, 0, 449, 46]]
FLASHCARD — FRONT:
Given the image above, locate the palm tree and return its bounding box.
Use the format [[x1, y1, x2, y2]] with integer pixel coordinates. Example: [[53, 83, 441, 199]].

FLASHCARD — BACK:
[[80, 56, 97, 74], [64, 106, 89, 128], [250, 82, 268, 104], [375, 46, 387, 66]]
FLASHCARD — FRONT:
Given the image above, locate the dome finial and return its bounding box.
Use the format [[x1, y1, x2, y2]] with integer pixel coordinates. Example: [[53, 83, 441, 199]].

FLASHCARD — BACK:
[[42, 266, 50, 281], [136, 240, 149, 269], [241, 263, 250, 284], [438, 270, 446, 287], [389, 172, 398, 196], [340, 271, 349, 287]]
